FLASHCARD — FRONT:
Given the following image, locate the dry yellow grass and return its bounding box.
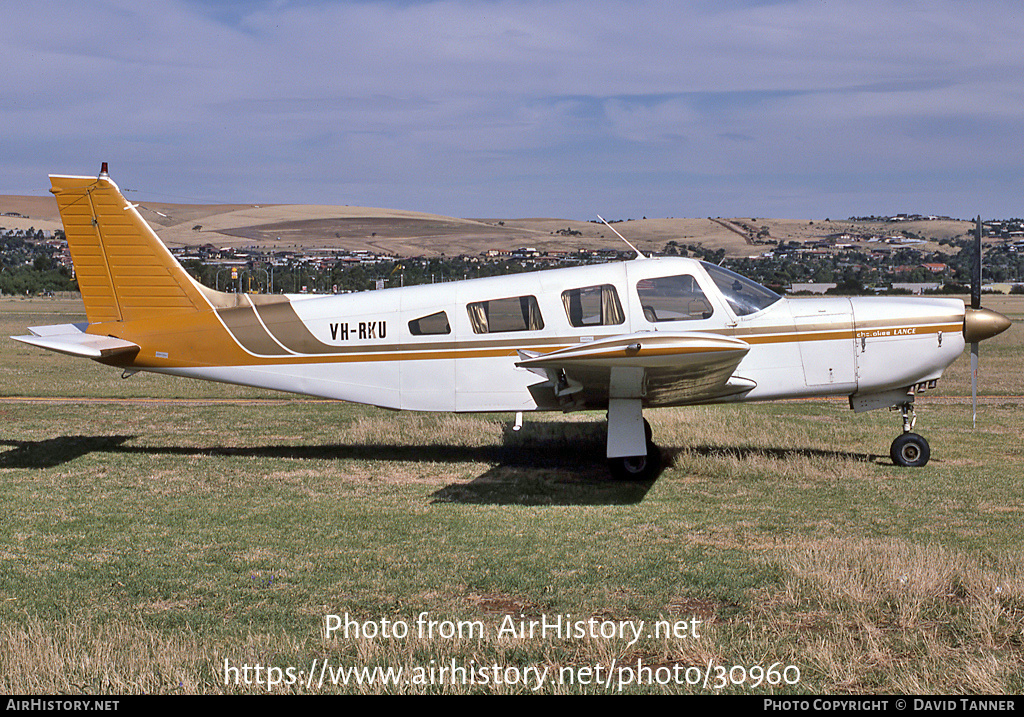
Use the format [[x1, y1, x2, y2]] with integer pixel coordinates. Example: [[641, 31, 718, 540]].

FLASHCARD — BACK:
[[0, 615, 210, 694], [755, 538, 1024, 694]]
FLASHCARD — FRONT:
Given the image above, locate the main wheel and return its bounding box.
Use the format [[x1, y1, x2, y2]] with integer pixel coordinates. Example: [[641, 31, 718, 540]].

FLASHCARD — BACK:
[[890, 433, 930, 467], [609, 442, 662, 481]]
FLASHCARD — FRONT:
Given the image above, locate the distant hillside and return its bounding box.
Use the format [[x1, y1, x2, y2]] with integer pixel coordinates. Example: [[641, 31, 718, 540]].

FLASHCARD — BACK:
[[0, 194, 978, 258]]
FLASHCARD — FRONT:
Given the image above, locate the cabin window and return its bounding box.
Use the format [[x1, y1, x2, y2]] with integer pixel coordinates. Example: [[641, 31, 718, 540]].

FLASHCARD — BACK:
[[408, 311, 451, 336], [467, 295, 544, 334], [700, 262, 781, 316], [561, 284, 625, 327], [636, 274, 714, 322]]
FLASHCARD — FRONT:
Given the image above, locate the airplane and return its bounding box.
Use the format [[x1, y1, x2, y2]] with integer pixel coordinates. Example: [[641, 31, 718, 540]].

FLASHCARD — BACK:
[[11, 165, 1012, 480]]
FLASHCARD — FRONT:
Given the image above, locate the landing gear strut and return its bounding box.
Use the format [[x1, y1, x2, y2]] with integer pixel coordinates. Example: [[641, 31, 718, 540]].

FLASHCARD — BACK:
[[890, 402, 930, 467]]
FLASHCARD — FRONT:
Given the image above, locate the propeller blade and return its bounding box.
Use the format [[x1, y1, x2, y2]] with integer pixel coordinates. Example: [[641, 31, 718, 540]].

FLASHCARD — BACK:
[[971, 217, 981, 426], [964, 216, 1012, 426], [972, 216, 982, 310], [971, 342, 979, 428]]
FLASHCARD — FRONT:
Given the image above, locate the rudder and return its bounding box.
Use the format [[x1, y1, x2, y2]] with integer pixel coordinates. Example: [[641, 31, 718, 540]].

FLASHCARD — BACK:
[[50, 166, 210, 324]]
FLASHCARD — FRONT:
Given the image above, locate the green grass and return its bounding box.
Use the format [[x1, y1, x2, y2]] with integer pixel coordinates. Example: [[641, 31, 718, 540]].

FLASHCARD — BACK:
[[1, 296, 1022, 693]]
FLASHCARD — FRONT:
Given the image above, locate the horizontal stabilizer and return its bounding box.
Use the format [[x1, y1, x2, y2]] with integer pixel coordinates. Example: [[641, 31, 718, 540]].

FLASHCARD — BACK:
[[11, 324, 139, 360]]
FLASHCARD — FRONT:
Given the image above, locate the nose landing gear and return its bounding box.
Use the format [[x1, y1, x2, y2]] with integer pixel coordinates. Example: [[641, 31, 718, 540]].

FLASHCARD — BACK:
[[890, 402, 930, 467]]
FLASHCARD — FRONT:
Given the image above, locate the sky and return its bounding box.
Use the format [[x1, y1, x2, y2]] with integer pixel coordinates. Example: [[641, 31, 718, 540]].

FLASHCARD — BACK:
[[4, 0, 1024, 220]]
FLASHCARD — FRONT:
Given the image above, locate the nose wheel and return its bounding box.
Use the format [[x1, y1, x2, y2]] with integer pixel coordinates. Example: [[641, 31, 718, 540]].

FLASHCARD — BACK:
[[890, 403, 930, 467]]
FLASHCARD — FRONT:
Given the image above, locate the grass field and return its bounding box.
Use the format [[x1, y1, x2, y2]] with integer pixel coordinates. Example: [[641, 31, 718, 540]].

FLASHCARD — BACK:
[[1, 296, 1022, 693]]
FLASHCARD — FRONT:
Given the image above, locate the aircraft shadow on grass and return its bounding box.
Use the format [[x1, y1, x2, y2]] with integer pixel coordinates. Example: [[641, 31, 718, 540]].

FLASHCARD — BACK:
[[0, 421, 884, 507], [0, 426, 650, 506], [0, 435, 136, 469]]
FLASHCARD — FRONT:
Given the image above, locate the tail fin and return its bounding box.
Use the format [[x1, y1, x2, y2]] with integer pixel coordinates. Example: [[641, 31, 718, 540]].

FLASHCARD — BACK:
[[50, 166, 211, 324]]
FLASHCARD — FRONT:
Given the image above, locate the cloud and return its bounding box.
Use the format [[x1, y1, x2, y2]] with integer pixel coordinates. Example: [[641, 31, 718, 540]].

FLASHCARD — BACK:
[[3, 0, 1024, 219]]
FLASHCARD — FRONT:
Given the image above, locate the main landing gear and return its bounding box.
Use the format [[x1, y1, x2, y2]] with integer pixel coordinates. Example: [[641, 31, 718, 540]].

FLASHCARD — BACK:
[[890, 402, 930, 468], [608, 418, 662, 481]]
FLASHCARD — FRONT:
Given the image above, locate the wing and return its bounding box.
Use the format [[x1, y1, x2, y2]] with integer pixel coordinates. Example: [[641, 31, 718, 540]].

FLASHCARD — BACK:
[[515, 331, 754, 410]]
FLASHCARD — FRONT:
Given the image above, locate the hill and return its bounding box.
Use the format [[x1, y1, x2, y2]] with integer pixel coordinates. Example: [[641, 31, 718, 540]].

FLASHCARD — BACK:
[[0, 194, 978, 258]]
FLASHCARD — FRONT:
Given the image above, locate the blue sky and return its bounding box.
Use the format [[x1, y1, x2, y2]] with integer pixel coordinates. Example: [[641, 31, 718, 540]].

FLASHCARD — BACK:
[[4, 0, 1024, 220]]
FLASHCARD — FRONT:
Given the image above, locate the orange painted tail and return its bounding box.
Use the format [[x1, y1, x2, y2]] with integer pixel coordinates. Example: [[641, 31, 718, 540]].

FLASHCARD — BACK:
[[49, 168, 211, 324]]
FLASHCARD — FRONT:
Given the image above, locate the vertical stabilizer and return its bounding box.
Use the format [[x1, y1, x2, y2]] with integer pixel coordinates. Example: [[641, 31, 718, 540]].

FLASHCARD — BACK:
[[49, 168, 210, 324]]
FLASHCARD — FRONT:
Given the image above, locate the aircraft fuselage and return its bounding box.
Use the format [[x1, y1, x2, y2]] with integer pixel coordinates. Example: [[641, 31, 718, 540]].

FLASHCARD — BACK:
[[100, 257, 966, 413]]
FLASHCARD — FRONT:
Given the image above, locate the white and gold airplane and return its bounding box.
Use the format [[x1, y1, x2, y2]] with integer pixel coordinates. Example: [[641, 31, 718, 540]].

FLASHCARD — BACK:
[[12, 166, 1012, 479]]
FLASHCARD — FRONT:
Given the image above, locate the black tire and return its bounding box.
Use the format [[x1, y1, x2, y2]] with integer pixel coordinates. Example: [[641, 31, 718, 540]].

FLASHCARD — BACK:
[[890, 433, 930, 467], [609, 442, 662, 481]]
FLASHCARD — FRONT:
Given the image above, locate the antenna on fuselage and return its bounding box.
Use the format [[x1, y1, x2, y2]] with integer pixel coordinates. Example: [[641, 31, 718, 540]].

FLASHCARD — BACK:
[[598, 215, 646, 259]]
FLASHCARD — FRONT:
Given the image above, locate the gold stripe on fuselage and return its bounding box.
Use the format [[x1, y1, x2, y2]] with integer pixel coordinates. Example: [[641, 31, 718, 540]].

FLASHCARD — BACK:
[[180, 300, 963, 369]]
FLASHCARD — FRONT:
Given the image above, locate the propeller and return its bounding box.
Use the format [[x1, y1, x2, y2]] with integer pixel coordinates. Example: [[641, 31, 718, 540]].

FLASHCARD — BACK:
[[972, 216, 981, 427], [963, 216, 1012, 426]]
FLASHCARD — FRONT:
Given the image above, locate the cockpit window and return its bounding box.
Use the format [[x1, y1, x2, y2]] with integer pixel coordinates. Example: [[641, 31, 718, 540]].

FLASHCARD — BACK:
[[636, 274, 714, 322], [701, 262, 781, 316]]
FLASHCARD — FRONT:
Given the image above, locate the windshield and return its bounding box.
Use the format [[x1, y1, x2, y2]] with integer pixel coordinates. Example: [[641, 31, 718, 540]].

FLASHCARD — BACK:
[[700, 262, 781, 317]]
